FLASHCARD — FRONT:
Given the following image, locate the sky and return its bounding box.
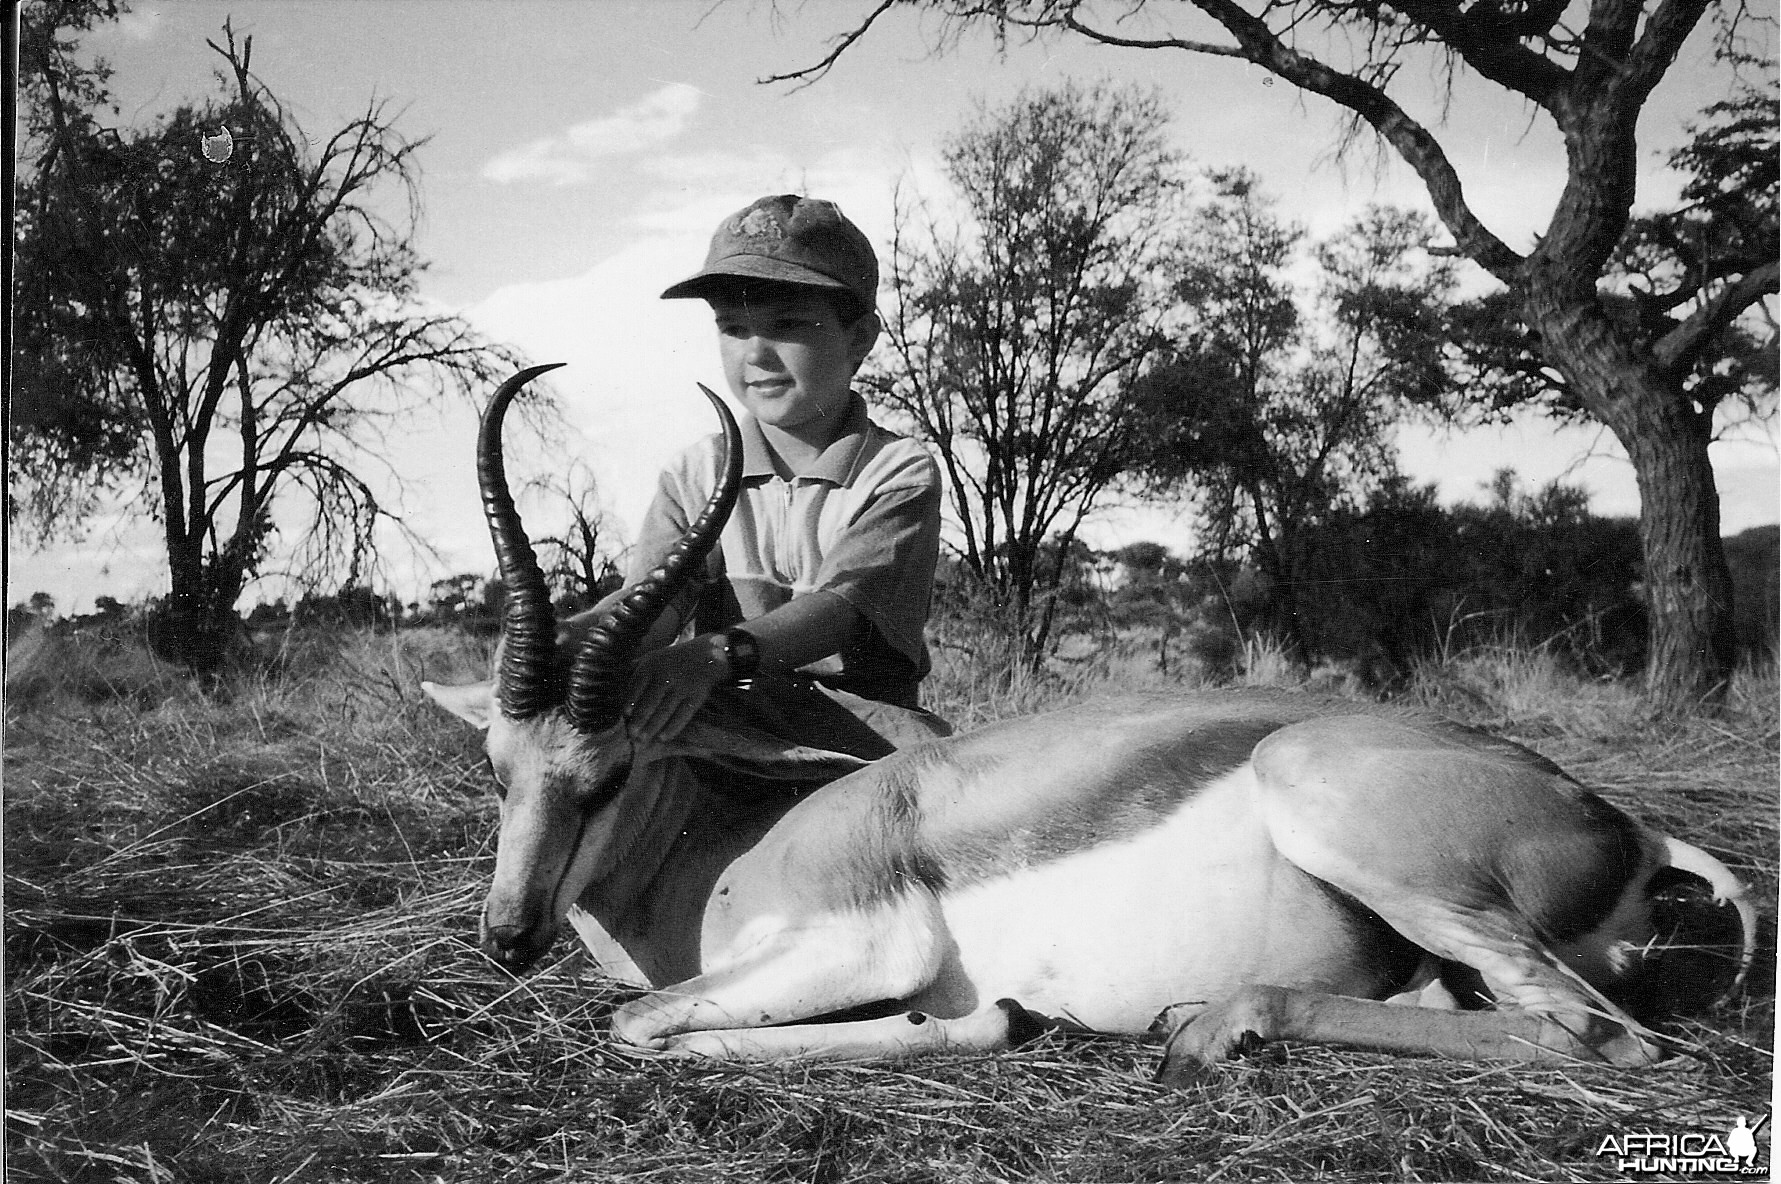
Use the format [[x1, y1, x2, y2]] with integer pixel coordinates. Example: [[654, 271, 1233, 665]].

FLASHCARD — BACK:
[[10, 0, 1778, 614]]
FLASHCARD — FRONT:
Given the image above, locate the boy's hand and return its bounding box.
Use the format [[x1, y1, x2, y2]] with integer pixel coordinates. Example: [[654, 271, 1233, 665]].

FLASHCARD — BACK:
[[625, 636, 730, 746]]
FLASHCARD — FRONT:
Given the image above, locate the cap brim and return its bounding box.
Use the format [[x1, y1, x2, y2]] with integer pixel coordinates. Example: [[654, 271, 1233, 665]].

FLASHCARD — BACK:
[[660, 254, 851, 301]]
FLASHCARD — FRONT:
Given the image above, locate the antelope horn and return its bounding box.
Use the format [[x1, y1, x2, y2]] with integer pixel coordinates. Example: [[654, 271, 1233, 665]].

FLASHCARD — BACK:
[[479, 363, 566, 720], [566, 383, 742, 732]]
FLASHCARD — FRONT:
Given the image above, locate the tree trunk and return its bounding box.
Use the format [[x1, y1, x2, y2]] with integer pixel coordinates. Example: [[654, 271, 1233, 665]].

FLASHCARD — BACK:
[[1244, 478, 1309, 665], [155, 530, 247, 679], [1520, 287, 1736, 709], [1617, 389, 1737, 708], [1007, 545, 1043, 670]]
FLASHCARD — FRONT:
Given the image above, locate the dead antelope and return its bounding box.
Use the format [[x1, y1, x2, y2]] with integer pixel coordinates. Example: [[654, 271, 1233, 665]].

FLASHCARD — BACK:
[[426, 366, 1754, 1081]]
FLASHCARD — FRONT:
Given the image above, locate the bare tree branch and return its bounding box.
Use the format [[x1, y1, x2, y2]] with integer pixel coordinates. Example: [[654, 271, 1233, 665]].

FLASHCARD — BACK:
[[759, 0, 903, 85], [1653, 257, 1780, 375], [1063, 1, 1526, 279]]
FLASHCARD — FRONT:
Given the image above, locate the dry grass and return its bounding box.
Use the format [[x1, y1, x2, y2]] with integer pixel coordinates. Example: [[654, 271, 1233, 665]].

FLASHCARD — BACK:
[[5, 626, 1774, 1182]]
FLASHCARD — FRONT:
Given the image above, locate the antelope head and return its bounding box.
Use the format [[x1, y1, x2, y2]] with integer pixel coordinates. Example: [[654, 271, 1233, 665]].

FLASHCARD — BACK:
[[425, 364, 742, 970]]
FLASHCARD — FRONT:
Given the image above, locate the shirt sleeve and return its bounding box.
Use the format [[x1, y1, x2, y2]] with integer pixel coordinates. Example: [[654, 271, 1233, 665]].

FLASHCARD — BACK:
[[622, 444, 726, 631], [810, 460, 943, 669], [627, 475, 686, 584]]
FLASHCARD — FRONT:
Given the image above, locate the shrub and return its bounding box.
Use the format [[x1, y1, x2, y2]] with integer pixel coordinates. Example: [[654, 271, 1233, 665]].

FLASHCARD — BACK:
[[1725, 524, 1778, 660], [4, 621, 193, 713], [1274, 478, 1648, 678]]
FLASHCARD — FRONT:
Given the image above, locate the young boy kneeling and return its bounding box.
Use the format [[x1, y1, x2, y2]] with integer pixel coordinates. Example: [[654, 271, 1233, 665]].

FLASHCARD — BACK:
[[610, 194, 947, 755]]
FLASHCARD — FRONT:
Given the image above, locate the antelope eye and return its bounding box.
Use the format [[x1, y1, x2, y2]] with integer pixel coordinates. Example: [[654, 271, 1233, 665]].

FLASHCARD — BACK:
[[482, 755, 508, 800]]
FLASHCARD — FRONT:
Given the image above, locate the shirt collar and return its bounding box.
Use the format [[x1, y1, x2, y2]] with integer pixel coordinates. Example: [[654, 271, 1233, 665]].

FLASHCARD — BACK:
[[739, 391, 872, 486]]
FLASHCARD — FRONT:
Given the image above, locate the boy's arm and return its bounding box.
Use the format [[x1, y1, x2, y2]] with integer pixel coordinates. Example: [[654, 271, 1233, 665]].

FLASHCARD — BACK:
[[623, 591, 862, 746], [724, 589, 865, 670], [805, 474, 941, 674], [622, 443, 941, 746]]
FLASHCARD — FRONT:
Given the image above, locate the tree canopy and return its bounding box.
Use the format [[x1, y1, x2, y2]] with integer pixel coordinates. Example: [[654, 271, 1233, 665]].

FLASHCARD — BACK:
[[15, 13, 522, 671], [1131, 177, 1457, 657], [767, 0, 1779, 707], [865, 82, 1195, 661]]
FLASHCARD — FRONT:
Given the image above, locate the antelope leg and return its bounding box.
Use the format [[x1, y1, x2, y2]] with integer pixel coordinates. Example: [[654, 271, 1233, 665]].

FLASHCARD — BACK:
[[659, 999, 1047, 1063], [1155, 985, 1662, 1086], [611, 894, 950, 1048]]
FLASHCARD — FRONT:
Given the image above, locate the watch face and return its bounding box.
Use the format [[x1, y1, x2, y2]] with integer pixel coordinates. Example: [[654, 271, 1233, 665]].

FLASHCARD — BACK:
[[726, 629, 760, 678]]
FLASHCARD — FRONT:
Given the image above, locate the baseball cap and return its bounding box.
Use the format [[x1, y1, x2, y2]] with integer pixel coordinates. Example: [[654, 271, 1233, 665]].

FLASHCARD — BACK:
[[661, 194, 878, 313]]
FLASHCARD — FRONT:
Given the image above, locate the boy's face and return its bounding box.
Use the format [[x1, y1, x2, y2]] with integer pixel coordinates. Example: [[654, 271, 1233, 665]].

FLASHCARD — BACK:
[[711, 290, 878, 442]]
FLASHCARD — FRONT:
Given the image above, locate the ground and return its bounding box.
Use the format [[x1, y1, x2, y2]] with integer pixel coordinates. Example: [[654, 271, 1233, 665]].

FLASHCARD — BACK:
[[4, 626, 1774, 1182]]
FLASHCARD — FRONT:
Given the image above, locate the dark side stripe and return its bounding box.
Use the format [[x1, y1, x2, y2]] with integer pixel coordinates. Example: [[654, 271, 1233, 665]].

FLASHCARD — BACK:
[[843, 702, 1298, 904]]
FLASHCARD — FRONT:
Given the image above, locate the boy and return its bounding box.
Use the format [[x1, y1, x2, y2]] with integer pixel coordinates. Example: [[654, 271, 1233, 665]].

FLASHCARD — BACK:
[[614, 194, 945, 749]]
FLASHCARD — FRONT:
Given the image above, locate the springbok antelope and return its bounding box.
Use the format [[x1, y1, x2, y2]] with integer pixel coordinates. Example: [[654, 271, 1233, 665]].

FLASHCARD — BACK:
[[426, 366, 1754, 1081]]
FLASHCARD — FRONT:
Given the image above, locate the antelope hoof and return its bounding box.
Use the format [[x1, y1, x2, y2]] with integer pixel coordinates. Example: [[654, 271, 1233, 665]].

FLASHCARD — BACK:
[[610, 997, 679, 1051], [1156, 1024, 1272, 1086], [1153, 986, 1287, 1087]]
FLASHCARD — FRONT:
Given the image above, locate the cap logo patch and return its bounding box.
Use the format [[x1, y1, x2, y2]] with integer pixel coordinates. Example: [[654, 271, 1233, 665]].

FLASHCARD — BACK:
[[734, 207, 787, 243]]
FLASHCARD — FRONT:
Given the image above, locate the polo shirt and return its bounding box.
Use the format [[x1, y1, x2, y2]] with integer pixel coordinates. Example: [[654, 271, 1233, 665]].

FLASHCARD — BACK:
[[627, 391, 942, 708]]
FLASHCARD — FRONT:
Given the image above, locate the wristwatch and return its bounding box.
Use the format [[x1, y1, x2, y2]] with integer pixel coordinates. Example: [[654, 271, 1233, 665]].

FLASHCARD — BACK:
[[721, 627, 761, 685]]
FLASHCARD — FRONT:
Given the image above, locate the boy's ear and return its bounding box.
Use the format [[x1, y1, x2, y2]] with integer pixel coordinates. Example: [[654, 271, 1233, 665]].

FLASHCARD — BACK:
[[846, 310, 881, 371], [422, 679, 496, 730]]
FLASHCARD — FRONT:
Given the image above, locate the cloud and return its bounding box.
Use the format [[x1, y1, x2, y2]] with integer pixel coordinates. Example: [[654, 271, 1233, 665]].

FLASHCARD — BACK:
[[630, 145, 918, 244], [459, 235, 727, 537], [430, 141, 1001, 574], [483, 83, 704, 185], [115, 9, 165, 40]]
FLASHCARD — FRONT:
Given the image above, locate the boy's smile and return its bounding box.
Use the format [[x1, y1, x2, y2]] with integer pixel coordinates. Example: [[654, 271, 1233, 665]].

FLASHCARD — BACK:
[[712, 291, 878, 455]]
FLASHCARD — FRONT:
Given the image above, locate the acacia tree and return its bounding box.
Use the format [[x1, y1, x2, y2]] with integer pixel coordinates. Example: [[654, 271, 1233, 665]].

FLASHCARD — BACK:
[[523, 461, 625, 612], [12, 0, 135, 525], [1450, 70, 1777, 426], [770, 0, 1778, 708], [1133, 177, 1455, 659], [15, 14, 520, 672], [864, 82, 1193, 662]]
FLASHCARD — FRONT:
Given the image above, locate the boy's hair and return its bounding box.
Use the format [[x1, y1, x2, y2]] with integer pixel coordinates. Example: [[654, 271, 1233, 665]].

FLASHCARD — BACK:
[[662, 195, 877, 322]]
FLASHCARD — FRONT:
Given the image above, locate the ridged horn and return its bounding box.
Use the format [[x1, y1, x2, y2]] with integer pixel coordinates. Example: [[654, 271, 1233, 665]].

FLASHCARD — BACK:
[[479, 363, 567, 720], [566, 383, 743, 732]]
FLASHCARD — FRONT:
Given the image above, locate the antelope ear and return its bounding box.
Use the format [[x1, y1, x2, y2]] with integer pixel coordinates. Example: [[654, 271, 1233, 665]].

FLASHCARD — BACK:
[[423, 680, 496, 730]]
